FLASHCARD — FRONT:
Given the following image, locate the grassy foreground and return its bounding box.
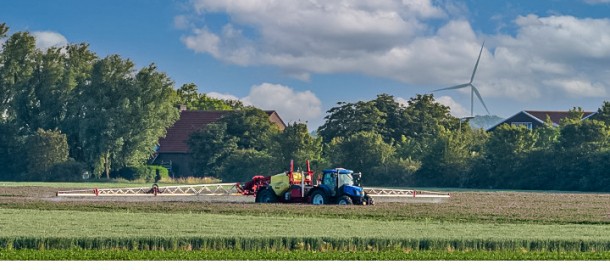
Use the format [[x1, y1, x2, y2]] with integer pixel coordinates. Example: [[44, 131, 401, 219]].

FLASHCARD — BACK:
[[3, 208, 610, 240], [2, 185, 610, 260]]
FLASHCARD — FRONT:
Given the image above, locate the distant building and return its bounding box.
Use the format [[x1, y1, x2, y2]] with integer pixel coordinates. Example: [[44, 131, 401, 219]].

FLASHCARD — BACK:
[[486, 110, 597, 132], [151, 109, 286, 177]]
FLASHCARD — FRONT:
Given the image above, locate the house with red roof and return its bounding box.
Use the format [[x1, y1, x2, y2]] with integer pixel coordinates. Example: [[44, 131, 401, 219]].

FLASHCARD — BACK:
[[486, 110, 598, 132], [152, 109, 286, 177]]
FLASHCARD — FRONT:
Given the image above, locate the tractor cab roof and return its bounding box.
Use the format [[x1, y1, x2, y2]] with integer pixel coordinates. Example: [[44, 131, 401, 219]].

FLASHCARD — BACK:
[[322, 168, 353, 174]]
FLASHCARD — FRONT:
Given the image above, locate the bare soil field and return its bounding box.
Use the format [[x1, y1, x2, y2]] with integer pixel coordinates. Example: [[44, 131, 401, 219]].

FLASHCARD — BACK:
[[2, 185, 610, 224]]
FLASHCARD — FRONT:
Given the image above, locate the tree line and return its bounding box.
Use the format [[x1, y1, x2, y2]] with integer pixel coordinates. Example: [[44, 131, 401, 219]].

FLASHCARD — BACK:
[[0, 23, 239, 180], [190, 92, 610, 192]]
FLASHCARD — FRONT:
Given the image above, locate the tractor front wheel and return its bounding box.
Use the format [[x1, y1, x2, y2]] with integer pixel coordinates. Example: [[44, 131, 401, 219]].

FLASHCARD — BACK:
[[364, 194, 375, 205], [310, 190, 328, 205], [337, 195, 353, 205], [257, 188, 277, 203]]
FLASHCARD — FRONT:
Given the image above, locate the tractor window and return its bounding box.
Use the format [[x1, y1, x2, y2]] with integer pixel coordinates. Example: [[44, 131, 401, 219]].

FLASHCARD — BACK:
[[338, 173, 353, 187], [322, 173, 334, 186]]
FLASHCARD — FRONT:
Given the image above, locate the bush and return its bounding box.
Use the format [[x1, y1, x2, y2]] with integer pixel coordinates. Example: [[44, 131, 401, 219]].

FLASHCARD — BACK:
[[47, 160, 88, 182], [218, 149, 278, 183], [114, 166, 169, 182], [24, 129, 69, 179]]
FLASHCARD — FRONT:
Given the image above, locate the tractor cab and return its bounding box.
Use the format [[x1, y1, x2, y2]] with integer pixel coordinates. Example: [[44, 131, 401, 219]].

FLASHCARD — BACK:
[[314, 168, 372, 205]]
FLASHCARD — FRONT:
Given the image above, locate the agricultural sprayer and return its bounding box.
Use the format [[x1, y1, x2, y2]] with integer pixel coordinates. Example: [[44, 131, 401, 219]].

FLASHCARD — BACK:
[[56, 160, 450, 204]]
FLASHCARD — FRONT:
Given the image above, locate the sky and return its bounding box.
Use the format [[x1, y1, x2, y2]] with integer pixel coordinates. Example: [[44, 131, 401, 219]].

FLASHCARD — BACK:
[[2, 0, 610, 129]]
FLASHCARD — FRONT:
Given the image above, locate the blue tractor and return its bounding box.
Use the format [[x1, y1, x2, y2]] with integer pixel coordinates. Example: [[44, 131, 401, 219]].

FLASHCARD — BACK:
[[308, 168, 375, 205]]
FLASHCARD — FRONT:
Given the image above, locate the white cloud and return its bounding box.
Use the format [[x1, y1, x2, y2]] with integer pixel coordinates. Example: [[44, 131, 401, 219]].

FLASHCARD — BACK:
[[182, 28, 221, 57], [543, 79, 607, 97], [179, 1, 610, 103], [583, 0, 610, 4], [208, 83, 322, 126], [174, 15, 190, 30], [395, 97, 410, 107], [32, 31, 68, 50], [183, 0, 445, 74], [435, 96, 469, 118], [242, 83, 322, 125], [206, 92, 240, 101]]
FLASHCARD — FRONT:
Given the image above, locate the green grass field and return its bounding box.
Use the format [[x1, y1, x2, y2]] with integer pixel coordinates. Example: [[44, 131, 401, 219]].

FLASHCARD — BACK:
[[2, 208, 610, 240], [1, 183, 610, 260]]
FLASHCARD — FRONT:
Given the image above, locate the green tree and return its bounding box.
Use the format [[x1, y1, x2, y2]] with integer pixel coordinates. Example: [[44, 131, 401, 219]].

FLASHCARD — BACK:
[[480, 124, 538, 188], [402, 94, 459, 139], [0, 122, 27, 179], [558, 120, 609, 152], [594, 101, 610, 125], [60, 44, 98, 162], [188, 122, 239, 177], [318, 100, 385, 144], [218, 149, 278, 183], [534, 116, 559, 149], [115, 64, 180, 167], [370, 94, 407, 143], [273, 122, 322, 168], [77, 56, 179, 178], [0, 31, 37, 123], [220, 107, 281, 151], [326, 131, 395, 182], [176, 83, 244, 110]]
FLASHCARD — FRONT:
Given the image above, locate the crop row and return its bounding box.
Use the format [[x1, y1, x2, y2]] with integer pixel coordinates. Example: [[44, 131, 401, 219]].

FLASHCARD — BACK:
[[2, 237, 610, 253], [3, 249, 610, 260]]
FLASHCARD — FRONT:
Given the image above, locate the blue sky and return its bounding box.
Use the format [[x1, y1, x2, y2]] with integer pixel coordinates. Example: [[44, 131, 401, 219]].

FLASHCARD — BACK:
[[2, 0, 610, 129]]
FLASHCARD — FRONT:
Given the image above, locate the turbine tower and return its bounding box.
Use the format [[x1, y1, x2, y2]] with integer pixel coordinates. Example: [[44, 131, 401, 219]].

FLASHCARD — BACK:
[[432, 42, 490, 117]]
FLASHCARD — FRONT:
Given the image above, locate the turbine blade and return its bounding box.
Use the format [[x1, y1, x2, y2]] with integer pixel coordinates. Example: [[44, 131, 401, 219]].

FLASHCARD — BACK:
[[431, 83, 470, 92], [471, 85, 490, 115], [470, 41, 485, 84]]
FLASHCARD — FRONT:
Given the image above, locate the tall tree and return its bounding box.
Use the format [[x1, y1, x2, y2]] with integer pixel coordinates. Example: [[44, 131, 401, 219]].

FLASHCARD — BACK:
[[221, 107, 281, 151], [402, 94, 459, 139], [273, 122, 322, 168], [61, 43, 98, 162], [327, 131, 395, 176], [188, 122, 239, 177], [481, 124, 538, 188], [370, 93, 407, 143], [116, 64, 180, 167], [77, 56, 179, 178], [0, 31, 37, 124], [317, 100, 385, 143]]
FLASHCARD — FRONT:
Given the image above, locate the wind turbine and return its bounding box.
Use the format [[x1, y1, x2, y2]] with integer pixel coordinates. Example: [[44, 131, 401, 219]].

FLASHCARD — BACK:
[[432, 42, 490, 117]]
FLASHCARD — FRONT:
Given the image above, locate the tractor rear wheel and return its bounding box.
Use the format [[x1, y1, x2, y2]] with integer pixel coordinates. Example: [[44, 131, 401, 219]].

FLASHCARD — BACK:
[[337, 195, 353, 205], [257, 188, 277, 203], [310, 190, 327, 205]]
